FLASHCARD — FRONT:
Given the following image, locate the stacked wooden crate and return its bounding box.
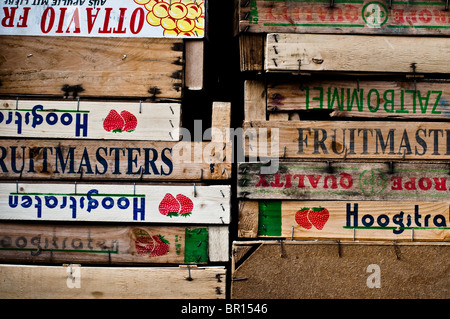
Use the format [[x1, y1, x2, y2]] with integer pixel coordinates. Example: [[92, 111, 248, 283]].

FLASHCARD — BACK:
[[0, 0, 231, 299], [233, 0, 450, 298]]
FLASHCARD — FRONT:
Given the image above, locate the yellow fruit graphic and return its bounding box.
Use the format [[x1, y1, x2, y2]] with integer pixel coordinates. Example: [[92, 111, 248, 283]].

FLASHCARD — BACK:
[[138, 0, 204, 36]]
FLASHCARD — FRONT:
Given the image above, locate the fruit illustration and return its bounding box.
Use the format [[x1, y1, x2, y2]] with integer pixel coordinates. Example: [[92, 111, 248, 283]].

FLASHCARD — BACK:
[[308, 207, 330, 230], [103, 110, 125, 133], [158, 193, 181, 217], [294, 207, 312, 229], [158, 193, 194, 217], [176, 194, 194, 217], [103, 109, 138, 133], [120, 110, 138, 132], [135, 0, 205, 37], [294, 206, 329, 230], [133, 228, 170, 257]]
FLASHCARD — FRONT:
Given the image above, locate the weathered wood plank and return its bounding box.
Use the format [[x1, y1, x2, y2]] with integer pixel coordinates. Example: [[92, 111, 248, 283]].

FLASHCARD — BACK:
[[239, 33, 265, 72], [238, 0, 450, 36], [0, 36, 183, 98], [0, 223, 229, 264], [238, 161, 450, 201], [0, 100, 181, 141], [267, 79, 450, 119], [265, 33, 450, 74], [244, 80, 266, 121], [0, 139, 231, 181], [0, 264, 225, 299], [242, 120, 450, 160], [185, 40, 204, 90], [0, 1, 205, 38], [240, 200, 450, 241], [231, 241, 450, 299], [0, 182, 230, 224]]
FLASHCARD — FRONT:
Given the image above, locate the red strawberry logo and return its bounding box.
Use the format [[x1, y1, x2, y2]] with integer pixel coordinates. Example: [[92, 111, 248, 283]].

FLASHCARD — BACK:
[[103, 110, 125, 133], [294, 206, 329, 230], [103, 109, 138, 133], [308, 207, 329, 230], [176, 194, 194, 217], [133, 228, 170, 257], [121, 110, 137, 132], [294, 207, 312, 229], [158, 193, 181, 218], [158, 193, 194, 218]]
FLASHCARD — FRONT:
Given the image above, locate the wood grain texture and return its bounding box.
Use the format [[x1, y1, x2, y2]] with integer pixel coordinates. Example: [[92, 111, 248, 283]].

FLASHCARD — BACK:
[[266, 78, 450, 119], [0, 182, 231, 224], [242, 120, 450, 160], [265, 33, 450, 74], [0, 264, 226, 299], [231, 241, 450, 299], [0, 36, 183, 98], [237, 0, 450, 35], [0, 223, 229, 264], [239, 200, 450, 241], [0, 100, 181, 141], [238, 161, 450, 201]]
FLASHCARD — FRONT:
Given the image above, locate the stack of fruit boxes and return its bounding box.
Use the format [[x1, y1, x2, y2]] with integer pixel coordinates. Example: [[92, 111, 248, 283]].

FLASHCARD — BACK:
[[0, 0, 230, 299], [232, 0, 450, 298]]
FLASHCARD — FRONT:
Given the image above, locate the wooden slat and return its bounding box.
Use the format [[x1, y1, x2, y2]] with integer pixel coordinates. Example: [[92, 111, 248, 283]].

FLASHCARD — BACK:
[[0, 264, 226, 299], [267, 78, 450, 119], [239, 33, 265, 72], [242, 120, 450, 160], [0, 100, 180, 141], [0, 223, 229, 264], [185, 40, 204, 90], [0, 182, 230, 224], [238, 161, 450, 201], [0, 139, 231, 181], [239, 200, 450, 241], [0, 1, 205, 38], [244, 80, 267, 121], [231, 241, 450, 299], [0, 36, 183, 98], [237, 0, 450, 36], [265, 33, 450, 74]]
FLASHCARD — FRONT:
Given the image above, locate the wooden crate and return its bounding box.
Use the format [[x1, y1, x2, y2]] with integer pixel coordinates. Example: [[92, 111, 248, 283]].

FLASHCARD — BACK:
[[0, 264, 225, 299], [235, 0, 450, 36], [231, 241, 450, 299]]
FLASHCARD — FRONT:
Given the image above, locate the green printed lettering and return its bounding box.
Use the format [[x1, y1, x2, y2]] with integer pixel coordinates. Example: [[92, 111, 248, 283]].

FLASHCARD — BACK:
[[383, 89, 395, 113], [312, 87, 323, 109], [347, 88, 364, 112], [328, 87, 344, 110], [301, 86, 310, 109], [431, 90, 443, 114], [417, 90, 431, 113], [396, 90, 410, 113], [367, 89, 380, 113]]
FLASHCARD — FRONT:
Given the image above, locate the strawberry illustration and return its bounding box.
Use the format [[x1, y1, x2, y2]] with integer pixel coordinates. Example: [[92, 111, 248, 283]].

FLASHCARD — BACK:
[[133, 229, 170, 257], [294, 207, 312, 229], [159, 193, 180, 217], [120, 110, 138, 132], [308, 207, 329, 230], [150, 234, 170, 257], [133, 228, 155, 256], [103, 110, 125, 133], [176, 194, 194, 217]]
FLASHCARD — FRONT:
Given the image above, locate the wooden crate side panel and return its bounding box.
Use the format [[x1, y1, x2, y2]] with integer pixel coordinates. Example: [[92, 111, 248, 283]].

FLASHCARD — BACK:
[[0, 183, 231, 224], [238, 161, 450, 201], [242, 120, 450, 160], [0, 100, 181, 141], [265, 33, 450, 74], [241, 200, 450, 241], [0, 139, 231, 181], [0, 264, 226, 299], [238, 0, 450, 35], [0, 223, 229, 264], [266, 79, 450, 120], [0, 36, 183, 98], [231, 241, 450, 299]]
